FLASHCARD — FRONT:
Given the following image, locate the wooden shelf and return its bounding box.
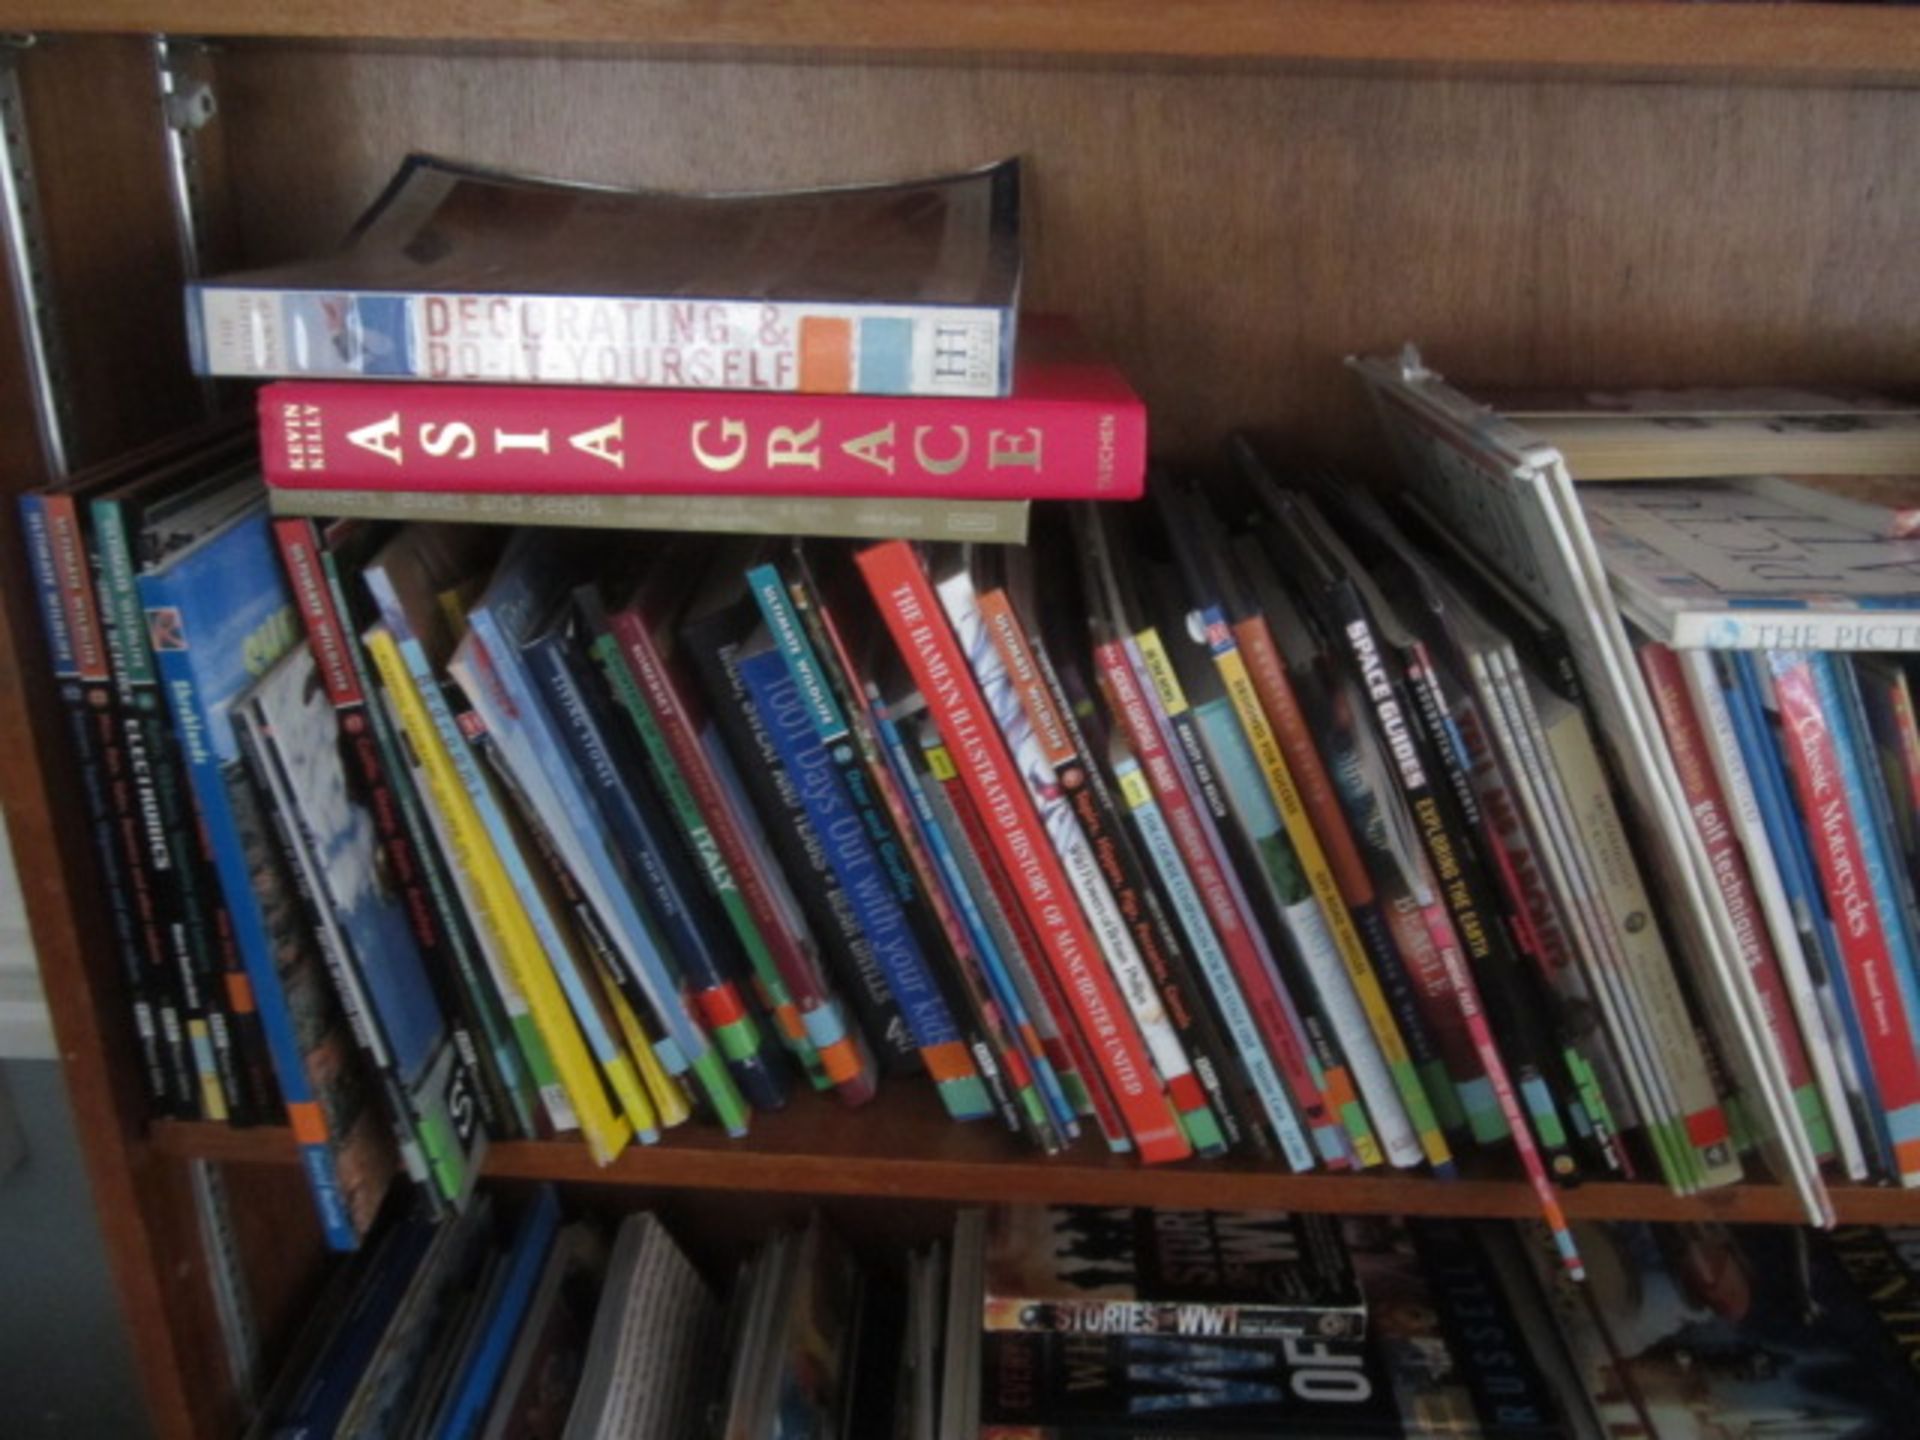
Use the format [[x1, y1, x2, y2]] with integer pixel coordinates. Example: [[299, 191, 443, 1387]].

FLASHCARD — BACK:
[[148, 1087, 1920, 1225], [11, 1, 1920, 84]]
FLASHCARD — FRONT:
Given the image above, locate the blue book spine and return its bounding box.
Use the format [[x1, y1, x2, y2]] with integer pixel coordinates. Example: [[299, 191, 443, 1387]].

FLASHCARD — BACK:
[[735, 646, 987, 1120], [139, 510, 362, 1250], [462, 604, 719, 1087], [437, 1187, 561, 1440], [872, 697, 1077, 1138], [525, 622, 788, 1114], [1732, 653, 1894, 1171]]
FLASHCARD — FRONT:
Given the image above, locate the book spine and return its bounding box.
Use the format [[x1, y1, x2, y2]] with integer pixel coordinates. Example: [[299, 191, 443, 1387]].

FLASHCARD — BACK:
[[366, 662, 573, 1139], [918, 722, 1132, 1154], [1089, 627, 1337, 1167], [230, 702, 438, 1204], [991, 590, 1258, 1154], [1334, 606, 1580, 1267], [1130, 627, 1373, 1168], [1105, 738, 1311, 1168], [259, 374, 1136, 499], [771, 562, 1053, 1142], [1451, 681, 1636, 1178], [1689, 648, 1859, 1176], [272, 517, 514, 1138], [1666, 608, 1920, 655], [1233, 613, 1450, 1123], [747, 566, 1023, 1130], [95, 496, 264, 1125], [1769, 649, 1920, 1184], [1727, 653, 1889, 1177], [892, 713, 1089, 1140], [204, 293, 1010, 395], [962, 581, 1222, 1156], [733, 644, 992, 1123], [364, 627, 627, 1163], [1826, 652, 1920, 1144], [857, 540, 1192, 1164], [1645, 643, 1834, 1159], [1203, 605, 1447, 1171], [447, 629, 724, 1138], [686, 625, 919, 1073], [139, 564, 365, 1247], [980, 1297, 1364, 1340], [591, 615, 864, 1101], [469, 726, 666, 1145], [526, 626, 787, 1116], [266, 483, 1033, 545], [88, 495, 245, 1124], [31, 499, 198, 1128]]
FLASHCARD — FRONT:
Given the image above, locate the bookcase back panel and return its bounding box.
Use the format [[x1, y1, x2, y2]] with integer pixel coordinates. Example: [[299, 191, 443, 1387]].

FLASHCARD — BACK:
[[213, 44, 1920, 469]]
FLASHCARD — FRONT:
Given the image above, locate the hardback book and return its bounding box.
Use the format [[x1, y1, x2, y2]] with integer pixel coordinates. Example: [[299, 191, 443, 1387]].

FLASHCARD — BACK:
[[1579, 480, 1920, 652], [257, 317, 1141, 501], [478, 1221, 609, 1440], [1486, 385, 1920, 482], [188, 153, 1020, 396], [982, 1207, 1364, 1341], [138, 498, 399, 1249]]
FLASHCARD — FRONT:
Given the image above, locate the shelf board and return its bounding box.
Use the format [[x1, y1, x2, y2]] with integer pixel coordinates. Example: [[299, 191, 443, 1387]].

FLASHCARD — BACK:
[[149, 1086, 1920, 1224], [12, 1, 1920, 84]]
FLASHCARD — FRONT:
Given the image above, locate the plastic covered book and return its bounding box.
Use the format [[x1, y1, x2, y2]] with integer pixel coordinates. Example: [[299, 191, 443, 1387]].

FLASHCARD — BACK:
[[189, 153, 1020, 396], [982, 1206, 1364, 1340]]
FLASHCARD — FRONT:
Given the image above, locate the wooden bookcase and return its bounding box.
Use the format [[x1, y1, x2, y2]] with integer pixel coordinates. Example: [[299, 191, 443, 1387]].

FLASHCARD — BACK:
[[1, 6, 1918, 1436]]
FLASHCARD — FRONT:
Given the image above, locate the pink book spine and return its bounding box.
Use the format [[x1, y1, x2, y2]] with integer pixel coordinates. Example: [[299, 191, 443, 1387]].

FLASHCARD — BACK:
[[258, 375, 1145, 501]]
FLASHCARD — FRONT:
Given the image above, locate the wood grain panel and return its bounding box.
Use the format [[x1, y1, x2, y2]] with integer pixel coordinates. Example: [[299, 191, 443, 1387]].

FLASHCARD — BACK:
[[215, 45, 1920, 470], [11, 1, 1920, 84]]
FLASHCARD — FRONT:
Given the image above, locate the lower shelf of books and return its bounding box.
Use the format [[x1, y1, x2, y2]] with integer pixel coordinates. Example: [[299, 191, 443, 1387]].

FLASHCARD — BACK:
[[143, 1084, 1920, 1225]]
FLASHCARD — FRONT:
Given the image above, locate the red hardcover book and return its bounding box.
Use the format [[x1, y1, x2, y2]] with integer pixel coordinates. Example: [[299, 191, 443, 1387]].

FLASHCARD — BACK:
[[856, 540, 1190, 1164], [258, 318, 1144, 502], [1640, 642, 1821, 1129], [1770, 651, 1920, 1185]]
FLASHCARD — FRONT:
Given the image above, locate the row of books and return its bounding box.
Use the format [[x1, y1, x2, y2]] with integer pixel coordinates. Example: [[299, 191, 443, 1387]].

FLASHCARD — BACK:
[[22, 388, 1920, 1267], [241, 1195, 1920, 1439]]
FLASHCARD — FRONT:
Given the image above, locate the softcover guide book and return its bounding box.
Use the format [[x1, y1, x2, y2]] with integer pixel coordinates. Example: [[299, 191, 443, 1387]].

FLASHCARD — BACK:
[[983, 1206, 1365, 1340], [188, 154, 1021, 397]]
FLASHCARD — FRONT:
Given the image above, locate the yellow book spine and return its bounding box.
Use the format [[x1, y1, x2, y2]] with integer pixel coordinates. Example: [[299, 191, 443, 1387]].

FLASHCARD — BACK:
[[365, 626, 633, 1164], [599, 960, 692, 1131], [1214, 643, 1453, 1170]]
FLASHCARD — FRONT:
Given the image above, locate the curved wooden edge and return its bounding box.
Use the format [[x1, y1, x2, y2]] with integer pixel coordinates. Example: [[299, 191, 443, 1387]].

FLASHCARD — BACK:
[[148, 1084, 1920, 1228], [5, 1, 1920, 84]]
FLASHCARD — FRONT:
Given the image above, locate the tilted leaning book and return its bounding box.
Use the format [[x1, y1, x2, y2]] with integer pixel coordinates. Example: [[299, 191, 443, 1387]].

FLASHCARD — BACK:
[[189, 152, 1019, 396], [137, 499, 398, 1248]]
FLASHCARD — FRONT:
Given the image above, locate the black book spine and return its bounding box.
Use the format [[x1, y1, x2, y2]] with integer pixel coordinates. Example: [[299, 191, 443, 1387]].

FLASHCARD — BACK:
[[682, 601, 919, 1073], [1330, 591, 1581, 1181], [1158, 695, 1357, 1138]]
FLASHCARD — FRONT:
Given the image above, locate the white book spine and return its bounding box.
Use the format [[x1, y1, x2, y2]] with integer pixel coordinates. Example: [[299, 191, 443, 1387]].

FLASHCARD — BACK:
[[1680, 648, 1866, 1180]]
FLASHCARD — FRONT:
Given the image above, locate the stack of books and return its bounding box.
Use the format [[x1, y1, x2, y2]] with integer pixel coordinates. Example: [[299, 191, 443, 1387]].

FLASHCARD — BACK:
[[238, 1195, 1920, 1440]]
